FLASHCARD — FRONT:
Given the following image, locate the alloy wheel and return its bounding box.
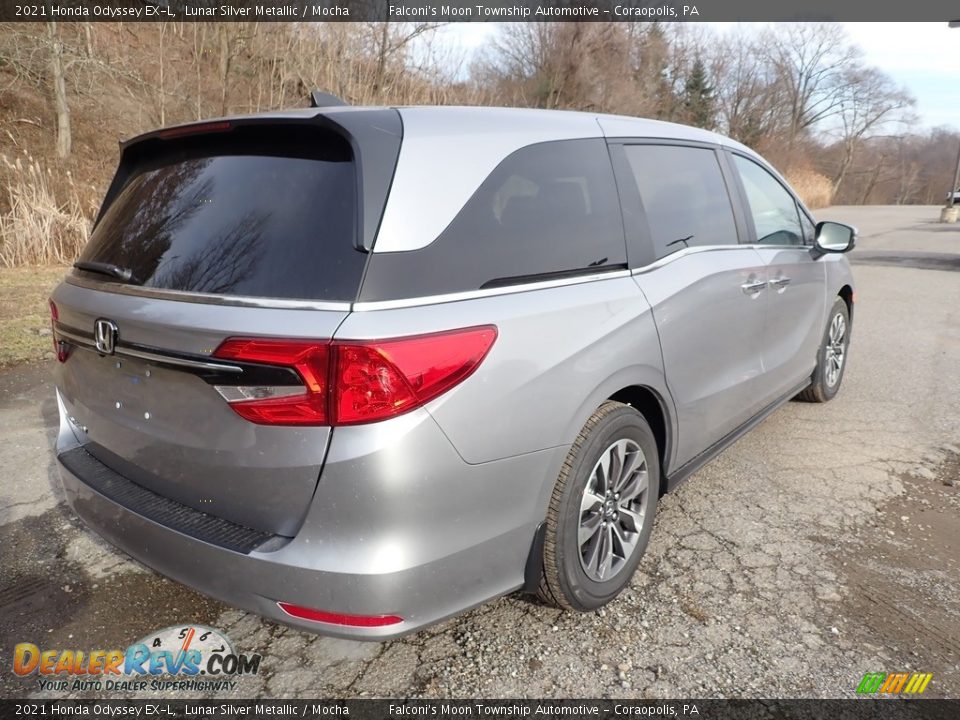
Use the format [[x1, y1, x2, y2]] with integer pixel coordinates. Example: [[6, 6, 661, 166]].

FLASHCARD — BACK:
[[824, 312, 846, 388], [578, 439, 650, 582]]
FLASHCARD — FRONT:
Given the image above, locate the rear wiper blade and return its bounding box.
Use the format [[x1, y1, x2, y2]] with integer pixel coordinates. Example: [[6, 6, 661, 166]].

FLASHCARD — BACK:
[[73, 260, 135, 283]]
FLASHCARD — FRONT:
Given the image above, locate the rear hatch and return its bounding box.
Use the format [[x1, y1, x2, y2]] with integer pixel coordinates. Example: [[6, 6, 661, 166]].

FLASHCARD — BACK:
[[52, 112, 401, 537]]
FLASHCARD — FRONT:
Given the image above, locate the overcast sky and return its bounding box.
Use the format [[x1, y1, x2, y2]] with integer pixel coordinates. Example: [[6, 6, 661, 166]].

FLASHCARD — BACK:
[[437, 22, 958, 131]]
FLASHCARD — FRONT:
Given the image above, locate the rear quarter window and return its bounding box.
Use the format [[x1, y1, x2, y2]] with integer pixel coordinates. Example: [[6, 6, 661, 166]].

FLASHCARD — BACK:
[[76, 125, 366, 302], [359, 138, 626, 302]]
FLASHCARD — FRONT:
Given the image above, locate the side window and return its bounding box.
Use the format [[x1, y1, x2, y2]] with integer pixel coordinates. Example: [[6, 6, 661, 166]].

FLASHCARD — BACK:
[[623, 144, 739, 260], [359, 139, 626, 302], [733, 155, 803, 246]]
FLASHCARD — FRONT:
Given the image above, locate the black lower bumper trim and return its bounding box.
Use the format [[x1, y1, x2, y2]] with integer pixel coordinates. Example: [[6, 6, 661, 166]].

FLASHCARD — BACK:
[[58, 446, 279, 554]]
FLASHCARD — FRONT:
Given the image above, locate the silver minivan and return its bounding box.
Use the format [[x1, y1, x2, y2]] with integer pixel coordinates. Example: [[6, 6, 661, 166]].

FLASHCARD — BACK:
[[51, 105, 855, 639]]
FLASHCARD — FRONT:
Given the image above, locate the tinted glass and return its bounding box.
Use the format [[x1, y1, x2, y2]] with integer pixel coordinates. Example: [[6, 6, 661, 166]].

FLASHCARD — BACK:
[[624, 145, 739, 260], [359, 139, 625, 302], [733, 155, 803, 246], [77, 129, 364, 301]]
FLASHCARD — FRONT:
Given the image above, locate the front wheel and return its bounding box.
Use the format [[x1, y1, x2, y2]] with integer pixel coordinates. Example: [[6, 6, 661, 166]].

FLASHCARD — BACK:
[[537, 401, 659, 611], [797, 296, 850, 403]]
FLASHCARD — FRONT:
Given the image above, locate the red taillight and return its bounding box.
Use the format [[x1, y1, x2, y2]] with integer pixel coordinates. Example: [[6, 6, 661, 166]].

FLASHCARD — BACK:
[[334, 343, 418, 424], [277, 602, 402, 628], [49, 299, 68, 363], [335, 327, 498, 425], [213, 339, 330, 425], [212, 326, 497, 427]]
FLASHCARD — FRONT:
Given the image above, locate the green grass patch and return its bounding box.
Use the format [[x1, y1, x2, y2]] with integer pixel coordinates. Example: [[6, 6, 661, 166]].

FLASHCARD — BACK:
[[0, 265, 68, 368]]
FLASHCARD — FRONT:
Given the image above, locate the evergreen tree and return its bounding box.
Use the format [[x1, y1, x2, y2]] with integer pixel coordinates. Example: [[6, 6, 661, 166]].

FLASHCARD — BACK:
[[682, 57, 716, 130]]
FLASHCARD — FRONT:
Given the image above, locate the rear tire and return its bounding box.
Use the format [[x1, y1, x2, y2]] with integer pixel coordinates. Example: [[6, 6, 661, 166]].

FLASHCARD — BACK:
[[537, 401, 659, 611], [797, 296, 850, 403]]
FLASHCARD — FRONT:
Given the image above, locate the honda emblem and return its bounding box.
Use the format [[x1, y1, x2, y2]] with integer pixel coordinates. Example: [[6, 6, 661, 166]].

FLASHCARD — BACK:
[[94, 319, 118, 355]]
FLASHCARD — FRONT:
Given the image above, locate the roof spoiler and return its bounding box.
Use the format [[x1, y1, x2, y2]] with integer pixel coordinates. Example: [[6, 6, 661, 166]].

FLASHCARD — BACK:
[[310, 90, 349, 108]]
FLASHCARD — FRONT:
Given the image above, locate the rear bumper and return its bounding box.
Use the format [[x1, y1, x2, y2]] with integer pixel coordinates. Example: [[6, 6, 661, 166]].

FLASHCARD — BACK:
[[56, 393, 566, 640]]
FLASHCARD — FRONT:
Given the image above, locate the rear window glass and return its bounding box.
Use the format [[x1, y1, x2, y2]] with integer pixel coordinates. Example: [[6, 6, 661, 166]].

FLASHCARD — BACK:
[[76, 126, 364, 302]]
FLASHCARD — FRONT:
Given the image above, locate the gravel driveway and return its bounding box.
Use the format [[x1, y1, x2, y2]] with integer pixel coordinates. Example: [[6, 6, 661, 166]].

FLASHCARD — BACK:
[[1, 205, 958, 700]]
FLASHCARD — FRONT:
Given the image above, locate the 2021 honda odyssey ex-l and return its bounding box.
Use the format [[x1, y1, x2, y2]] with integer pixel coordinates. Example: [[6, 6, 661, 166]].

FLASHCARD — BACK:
[[51, 105, 855, 639]]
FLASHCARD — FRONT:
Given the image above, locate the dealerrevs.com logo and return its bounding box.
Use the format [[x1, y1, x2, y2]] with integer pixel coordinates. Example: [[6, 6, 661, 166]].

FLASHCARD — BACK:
[[13, 625, 262, 694]]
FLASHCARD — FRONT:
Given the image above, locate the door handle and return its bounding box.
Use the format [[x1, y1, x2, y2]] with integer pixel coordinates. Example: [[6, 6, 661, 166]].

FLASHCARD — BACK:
[[740, 279, 767, 295], [768, 276, 791, 289]]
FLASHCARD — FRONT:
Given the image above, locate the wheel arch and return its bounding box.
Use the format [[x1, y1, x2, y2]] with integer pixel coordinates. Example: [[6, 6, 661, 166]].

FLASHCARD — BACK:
[[524, 386, 670, 596], [524, 370, 676, 594], [607, 385, 672, 496], [560, 367, 676, 495], [838, 284, 854, 328]]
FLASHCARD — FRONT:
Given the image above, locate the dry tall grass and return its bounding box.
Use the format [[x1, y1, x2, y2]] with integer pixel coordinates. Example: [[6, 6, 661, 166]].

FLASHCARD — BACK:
[[785, 167, 834, 210], [0, 153, 95, 267]]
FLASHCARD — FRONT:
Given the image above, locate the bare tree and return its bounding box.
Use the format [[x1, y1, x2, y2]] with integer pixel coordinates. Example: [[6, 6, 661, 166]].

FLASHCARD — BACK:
[[709, 28, 785, 148], [365, 22, 444, 96], [157, 22, 167, 126], [47, 21, 71, 158], [477, 23, 670, 115], [191, 23, 210, 119], [831, 67, 913, 193], [217, 23, 256, 115], [82, 22, 93, 58], [763, 23, 861, 152], [859, 151, 889, 204]]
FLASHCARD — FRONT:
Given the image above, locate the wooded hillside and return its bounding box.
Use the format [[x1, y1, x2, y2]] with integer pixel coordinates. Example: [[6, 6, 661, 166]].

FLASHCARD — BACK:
[[1, 21, 956, 267]]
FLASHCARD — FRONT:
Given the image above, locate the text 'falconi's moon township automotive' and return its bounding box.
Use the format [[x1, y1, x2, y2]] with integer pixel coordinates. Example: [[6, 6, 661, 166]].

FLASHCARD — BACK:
[[50, 100, 856, 640]]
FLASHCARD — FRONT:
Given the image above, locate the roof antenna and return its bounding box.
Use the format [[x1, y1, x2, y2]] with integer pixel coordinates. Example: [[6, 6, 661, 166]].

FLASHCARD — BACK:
[[309, 90, 349, 108]]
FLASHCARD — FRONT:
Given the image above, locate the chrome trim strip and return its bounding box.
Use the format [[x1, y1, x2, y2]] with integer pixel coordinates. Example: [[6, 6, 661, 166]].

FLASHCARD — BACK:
[[63, 243, 804, 317], [55, 327, 97, 349], [743, 243, 815, 251], [351, 269, 633, 312], [116, 346, 243, 373], [631, 245, 756, 275], [66, 266, 644, 315], [65, 274, 352, 312], [55, 326, 242, 373]]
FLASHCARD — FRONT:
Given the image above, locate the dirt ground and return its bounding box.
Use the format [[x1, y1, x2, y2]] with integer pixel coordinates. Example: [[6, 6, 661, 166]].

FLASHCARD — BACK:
[[838, 458, 960, 677]]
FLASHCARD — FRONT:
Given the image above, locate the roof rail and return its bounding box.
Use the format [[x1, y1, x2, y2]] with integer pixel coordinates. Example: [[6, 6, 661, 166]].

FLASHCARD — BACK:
[[310, 90, 349, 108]]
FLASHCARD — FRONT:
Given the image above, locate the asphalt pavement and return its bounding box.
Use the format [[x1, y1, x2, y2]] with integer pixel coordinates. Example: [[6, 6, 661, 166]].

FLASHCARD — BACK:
[[1, 205, 957, 699]]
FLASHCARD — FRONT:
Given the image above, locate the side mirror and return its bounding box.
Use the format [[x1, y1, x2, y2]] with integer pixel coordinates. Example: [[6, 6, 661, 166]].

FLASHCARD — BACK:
[[814, 221, 856, 254]]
